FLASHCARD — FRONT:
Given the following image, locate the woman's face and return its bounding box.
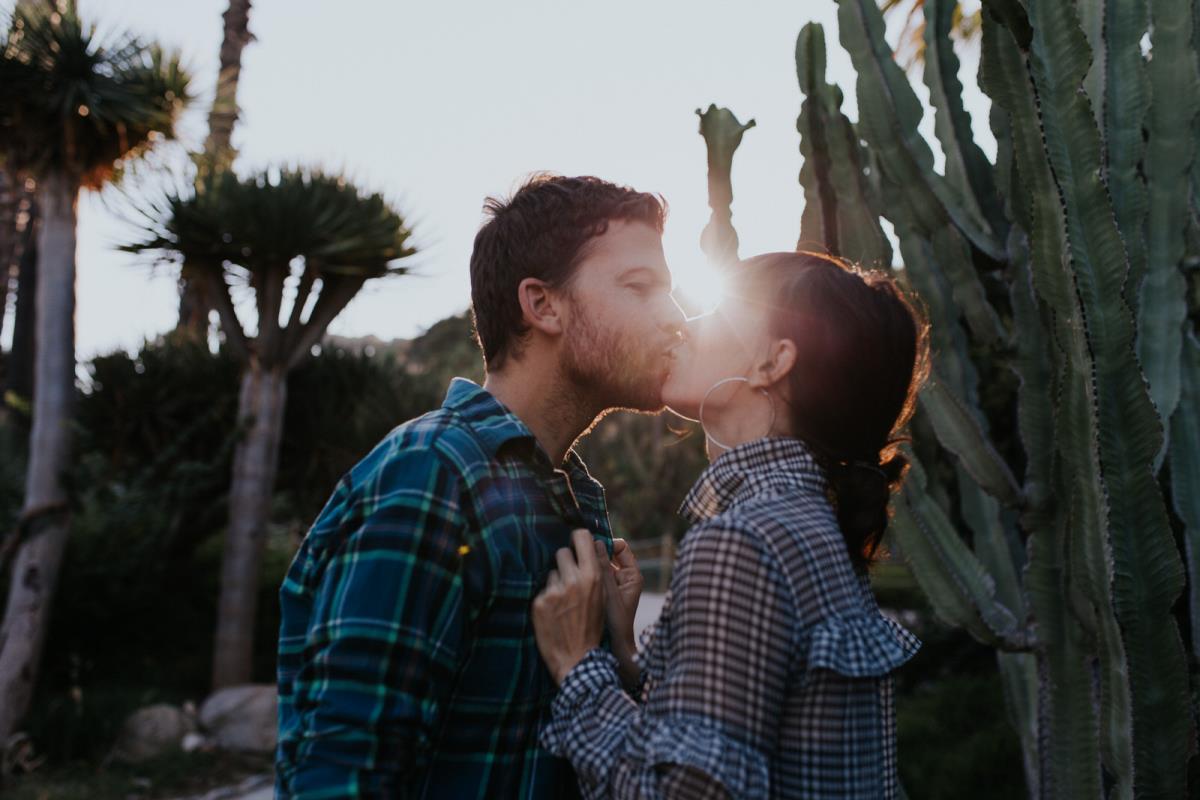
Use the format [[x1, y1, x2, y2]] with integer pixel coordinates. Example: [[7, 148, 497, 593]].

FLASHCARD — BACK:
[[662, 293, 775, 421]]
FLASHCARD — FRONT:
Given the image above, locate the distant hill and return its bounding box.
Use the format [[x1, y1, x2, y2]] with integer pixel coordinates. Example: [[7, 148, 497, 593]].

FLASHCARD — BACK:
[[326, 312, 485, 387]]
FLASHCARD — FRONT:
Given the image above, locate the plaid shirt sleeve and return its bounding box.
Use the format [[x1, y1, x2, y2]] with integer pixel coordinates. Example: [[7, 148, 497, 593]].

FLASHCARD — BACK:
[[539, 522, 789, 799], [285, 446, 471, 798]]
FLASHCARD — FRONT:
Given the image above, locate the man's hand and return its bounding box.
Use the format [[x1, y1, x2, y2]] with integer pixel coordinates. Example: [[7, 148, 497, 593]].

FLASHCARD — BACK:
[[533, 529, 605, 685]]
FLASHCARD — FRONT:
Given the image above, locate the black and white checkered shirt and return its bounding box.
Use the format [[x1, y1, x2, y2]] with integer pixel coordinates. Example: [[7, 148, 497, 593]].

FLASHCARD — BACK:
[[540, 436, 920, 798]]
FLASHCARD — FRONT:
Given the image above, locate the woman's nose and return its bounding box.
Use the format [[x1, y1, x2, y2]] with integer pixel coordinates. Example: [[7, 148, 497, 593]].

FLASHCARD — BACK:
[[675, 315, 704, 342], [659, 295, 687, 337]]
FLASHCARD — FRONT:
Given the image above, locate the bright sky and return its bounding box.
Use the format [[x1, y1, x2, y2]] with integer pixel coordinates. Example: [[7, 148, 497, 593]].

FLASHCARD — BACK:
[[4, 0, 989, 359]]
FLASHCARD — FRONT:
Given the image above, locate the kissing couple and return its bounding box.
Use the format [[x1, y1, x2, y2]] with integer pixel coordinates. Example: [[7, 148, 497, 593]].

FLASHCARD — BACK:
[[275, 173, 927, 799]]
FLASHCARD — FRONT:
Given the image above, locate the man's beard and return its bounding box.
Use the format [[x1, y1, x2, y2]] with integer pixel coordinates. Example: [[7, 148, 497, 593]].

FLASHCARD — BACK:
[[561, 304, 668, 414]]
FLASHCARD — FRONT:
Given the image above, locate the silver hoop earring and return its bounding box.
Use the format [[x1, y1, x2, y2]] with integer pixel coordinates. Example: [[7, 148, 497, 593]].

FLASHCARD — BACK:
[[698, 376, 777, 452]]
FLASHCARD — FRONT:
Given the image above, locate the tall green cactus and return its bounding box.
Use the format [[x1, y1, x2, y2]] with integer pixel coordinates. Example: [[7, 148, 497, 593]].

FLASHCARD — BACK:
[[1139, 0, 1197, 443], [696, 104, 755, 269], [795, 23, 892, 268], [698, 0, 1199, 795]]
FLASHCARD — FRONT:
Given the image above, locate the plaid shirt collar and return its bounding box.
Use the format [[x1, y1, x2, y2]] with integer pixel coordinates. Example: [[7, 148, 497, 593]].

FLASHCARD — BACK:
[[680, 436, 828, 525], [443, 377, 594, 480]]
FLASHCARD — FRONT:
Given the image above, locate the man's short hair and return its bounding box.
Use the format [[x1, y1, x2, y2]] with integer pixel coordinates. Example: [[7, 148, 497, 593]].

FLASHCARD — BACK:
[[469, 174, 667, 371]]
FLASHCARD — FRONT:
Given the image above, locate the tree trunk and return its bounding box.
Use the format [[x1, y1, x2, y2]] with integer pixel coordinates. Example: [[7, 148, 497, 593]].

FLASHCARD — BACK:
[[179, 0, 255, 338], [203, 0, 254, 168], [0, 169, 16, 350], [211, 360, 286, 688], [6, 199, 38, 414], [176, 267, 211, 338], [0, 172, 76, 742]]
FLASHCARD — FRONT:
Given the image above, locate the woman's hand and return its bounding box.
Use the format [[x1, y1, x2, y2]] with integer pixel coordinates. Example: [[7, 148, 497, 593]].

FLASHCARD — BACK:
[[602, 539, 644, 659], [602, 538, 644, 690], [533, 529, 605, 685]]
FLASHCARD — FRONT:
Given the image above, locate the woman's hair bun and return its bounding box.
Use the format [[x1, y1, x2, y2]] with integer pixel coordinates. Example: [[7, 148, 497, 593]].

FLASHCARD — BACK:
[[826, 450, 909, 568]]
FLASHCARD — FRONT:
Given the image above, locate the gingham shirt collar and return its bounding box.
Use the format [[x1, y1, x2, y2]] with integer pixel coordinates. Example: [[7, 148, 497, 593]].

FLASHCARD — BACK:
[[680, 436, 828, 525]]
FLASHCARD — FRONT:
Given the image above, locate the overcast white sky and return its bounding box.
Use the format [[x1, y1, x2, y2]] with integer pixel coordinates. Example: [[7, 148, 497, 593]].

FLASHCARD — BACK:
[[3, 0, 989, 359]]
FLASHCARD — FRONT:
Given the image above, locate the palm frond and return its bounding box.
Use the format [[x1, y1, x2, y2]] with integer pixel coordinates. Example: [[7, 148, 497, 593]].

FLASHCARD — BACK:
[[122, 167, 417, 368], [123, 168, 416, 276], [0, 2, 192, 187]]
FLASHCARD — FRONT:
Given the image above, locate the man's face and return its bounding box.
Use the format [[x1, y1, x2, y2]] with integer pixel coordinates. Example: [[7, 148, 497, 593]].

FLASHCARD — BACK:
[[559, 219, 684, 412]]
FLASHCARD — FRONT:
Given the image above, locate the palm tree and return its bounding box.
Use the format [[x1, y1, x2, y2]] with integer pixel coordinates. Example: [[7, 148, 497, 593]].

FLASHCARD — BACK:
[[178, 0, 256, 336], [125, 168, 416, 687], [2, 2, 45, 421], [4, 191, 37, 424], [879, 0, 981, 69], [0, 0, 190, 741], [202, 0, 254, 174]]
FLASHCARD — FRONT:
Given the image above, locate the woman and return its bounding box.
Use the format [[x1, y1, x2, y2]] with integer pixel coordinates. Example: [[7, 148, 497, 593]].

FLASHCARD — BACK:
[[532, 251, 929, 799]]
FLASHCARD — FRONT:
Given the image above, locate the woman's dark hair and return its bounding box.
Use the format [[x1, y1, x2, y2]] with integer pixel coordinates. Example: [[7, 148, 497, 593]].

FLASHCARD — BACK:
[[734, 251, 930, 570]]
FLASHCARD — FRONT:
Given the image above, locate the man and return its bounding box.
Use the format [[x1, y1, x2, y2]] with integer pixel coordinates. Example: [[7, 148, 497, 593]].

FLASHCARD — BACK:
[[275, 174, 685, 798]]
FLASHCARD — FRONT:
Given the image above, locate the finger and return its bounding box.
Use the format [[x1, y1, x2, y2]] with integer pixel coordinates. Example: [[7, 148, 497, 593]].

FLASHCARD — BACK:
[[613, 540, 638, 570], [555, 547, 579, 581], [546, 569, 562, 590], [595, 542, 618, 585], [612, 538, 629, 556], [615, 568, 640, 585], [572, 528, 599, 578]]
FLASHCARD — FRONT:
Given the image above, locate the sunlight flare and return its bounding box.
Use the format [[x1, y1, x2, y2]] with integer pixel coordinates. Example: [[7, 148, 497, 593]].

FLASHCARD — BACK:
[[674, 258, 729, 317]]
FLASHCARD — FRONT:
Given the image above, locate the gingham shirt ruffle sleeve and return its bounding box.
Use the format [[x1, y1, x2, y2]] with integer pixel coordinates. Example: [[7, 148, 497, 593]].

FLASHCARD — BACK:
[[803, 592, 920, 678]]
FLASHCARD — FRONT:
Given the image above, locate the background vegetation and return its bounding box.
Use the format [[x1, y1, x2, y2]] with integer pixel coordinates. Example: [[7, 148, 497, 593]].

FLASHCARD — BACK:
[[6, 0, 1196, 796], [0, 315, 1024, 797]]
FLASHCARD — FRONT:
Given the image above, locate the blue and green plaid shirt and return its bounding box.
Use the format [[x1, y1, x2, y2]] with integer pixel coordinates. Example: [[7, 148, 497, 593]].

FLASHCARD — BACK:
[[276, 378, 612, 799]]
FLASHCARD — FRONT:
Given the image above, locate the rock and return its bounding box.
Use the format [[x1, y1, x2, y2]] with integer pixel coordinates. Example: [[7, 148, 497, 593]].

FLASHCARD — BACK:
[[111, 703, 197, 764], [3, 731, 45, 774], [199, 684, 277, 754], [181, 731, 211, 753]]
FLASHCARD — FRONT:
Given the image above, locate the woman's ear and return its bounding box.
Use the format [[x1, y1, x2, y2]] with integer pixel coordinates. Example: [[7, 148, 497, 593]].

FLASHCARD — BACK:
[[517, 277, 565, 337], [751, 338, 797, 391]]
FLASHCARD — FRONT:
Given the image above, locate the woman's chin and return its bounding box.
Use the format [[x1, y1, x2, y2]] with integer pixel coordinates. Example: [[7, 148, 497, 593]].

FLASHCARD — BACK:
[[662, 361, 703, 421]]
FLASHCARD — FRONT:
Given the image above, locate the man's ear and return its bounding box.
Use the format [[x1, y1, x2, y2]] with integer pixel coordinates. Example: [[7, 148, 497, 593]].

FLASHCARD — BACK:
[[750, 338, 797, 391], [517, 277, 565, 337]]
